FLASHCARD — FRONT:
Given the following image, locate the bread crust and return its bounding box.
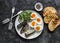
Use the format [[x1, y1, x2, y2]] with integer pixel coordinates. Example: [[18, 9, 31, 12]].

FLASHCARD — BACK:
[[48, 19, 60, 31], [43, 7, 57, 17]]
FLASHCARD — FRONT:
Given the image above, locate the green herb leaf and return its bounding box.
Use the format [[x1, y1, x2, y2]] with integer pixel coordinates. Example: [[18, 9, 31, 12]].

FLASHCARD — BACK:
[[18, 10, 32, 22]]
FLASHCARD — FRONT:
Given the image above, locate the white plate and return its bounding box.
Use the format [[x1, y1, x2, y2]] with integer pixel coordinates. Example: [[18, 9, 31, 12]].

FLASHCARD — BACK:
[[15, 10, 44, 39]]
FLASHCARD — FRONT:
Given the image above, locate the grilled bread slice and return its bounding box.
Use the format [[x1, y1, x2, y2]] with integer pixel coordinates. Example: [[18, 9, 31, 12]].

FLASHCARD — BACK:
[[43, 7, 57, 17], [48, 19, 60, 31], [44, 14, 58, 24]]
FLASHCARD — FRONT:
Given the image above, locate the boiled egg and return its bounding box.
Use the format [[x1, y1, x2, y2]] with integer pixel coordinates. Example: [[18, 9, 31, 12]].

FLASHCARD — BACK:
[[28, 20, 36, 28], [31, 13, 37, 19], [34, 25, 41, 31], [31, 21, 36, 26], [36, 18, 41, 22], [36, 17, 42, 24]]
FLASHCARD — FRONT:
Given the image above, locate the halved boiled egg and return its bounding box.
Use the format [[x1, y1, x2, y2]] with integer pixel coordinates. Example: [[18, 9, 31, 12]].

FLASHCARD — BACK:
[[28, 20, 36, 28], [36, 17, 42, 24], [36, 18, 41, 22], [34, 25, 41, 31], [31, 13, 37, 19]]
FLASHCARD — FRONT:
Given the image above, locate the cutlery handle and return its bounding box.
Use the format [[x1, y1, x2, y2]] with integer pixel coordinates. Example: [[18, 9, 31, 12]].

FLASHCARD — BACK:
[[11, 7, 15, 21], [8, 22, 13, 30], [12, 11, 23, 18]]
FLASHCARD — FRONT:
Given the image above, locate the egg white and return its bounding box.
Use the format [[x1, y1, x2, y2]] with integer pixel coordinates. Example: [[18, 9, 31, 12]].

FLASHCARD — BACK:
[[34, 25, 42, 32], [35, 17, 42, 24], [28, 20, 36, 28], [30, 13, 37, 20]]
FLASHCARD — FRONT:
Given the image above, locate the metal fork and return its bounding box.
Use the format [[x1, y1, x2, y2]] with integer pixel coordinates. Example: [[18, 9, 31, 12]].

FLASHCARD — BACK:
[[8, 7, 15, 30]]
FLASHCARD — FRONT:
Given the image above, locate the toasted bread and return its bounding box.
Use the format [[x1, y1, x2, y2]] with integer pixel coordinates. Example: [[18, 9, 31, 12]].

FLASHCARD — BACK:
[[48, 19, 60, 31], [44, 14, 58, 24], [43, 7, 57, 17]]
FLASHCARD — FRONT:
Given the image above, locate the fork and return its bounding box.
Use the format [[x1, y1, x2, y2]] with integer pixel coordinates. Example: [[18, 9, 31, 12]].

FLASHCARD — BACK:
[[8, 7, 15, 30]]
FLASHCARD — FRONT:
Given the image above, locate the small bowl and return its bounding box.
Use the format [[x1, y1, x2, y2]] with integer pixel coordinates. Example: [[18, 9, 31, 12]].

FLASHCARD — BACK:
[[34, 2, 43, 11]]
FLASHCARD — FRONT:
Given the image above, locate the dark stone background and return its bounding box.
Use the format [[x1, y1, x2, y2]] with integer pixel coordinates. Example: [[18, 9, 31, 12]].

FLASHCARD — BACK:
[[0, 0, 60, 43]]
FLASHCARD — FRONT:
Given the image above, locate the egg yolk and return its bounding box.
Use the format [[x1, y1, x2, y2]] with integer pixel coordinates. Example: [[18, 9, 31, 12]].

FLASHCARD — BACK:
[[31, 21, 35, 26], [31, 14, 36, 18], [35, 26, 40, 31], [37, 18, 41, 22]]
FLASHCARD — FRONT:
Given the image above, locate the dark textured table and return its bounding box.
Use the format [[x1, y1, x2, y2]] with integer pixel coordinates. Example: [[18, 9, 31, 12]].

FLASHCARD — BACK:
[[0, 0, 60, 43]]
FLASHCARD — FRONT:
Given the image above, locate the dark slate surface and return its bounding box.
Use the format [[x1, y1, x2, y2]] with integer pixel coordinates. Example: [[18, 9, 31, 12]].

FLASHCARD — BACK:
[[0, 0, 60, 43]]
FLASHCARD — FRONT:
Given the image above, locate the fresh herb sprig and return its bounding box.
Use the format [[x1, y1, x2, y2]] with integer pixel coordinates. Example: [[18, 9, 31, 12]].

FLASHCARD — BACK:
[[18, 10, 32, 22]]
